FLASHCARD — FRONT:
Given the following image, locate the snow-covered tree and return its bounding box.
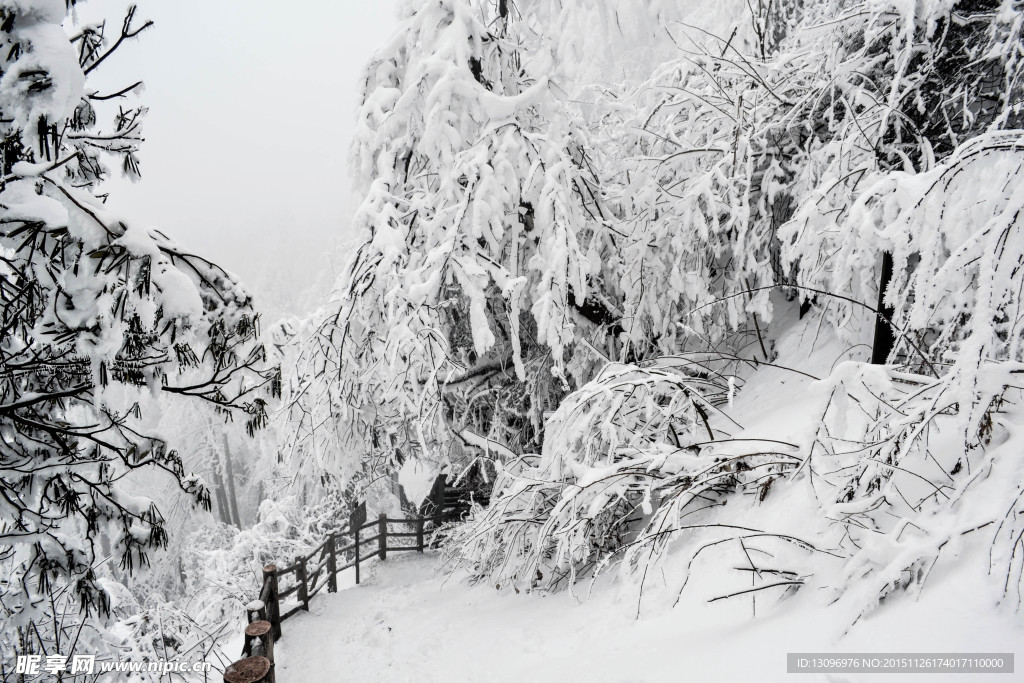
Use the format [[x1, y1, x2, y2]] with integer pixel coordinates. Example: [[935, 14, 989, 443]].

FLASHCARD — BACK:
[[0, 0, 278, 668], [433, 0, 1024, 619], [285, 0, 573, 496], [282, 0, 761, 501], [276, 0, 1024, 626]]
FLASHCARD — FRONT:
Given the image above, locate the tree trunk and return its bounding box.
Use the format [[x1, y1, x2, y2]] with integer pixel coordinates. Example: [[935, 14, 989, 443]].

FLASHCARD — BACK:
[[212, 460, 232, 526], [223, 434, 242, 527], [870, 251, 895, 365]]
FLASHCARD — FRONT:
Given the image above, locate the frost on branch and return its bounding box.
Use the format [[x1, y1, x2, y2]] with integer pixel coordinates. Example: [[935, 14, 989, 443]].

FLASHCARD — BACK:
[[0, 0, 278, 666]]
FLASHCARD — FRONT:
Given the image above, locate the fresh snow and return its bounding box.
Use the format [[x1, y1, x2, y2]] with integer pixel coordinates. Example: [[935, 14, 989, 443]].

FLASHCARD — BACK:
[[275, 551, 1023, 683], [398, 458, 437, 508]]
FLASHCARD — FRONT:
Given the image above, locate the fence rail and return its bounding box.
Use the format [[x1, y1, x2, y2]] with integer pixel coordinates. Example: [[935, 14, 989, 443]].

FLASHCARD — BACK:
[[271, 513, 437, 621], [223, 508, 456, 683]]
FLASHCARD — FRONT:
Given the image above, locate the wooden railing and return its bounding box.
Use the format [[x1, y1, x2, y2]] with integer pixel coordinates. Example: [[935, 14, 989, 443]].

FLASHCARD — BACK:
[[274, 512, 438, 622], [222, 510, 451, 683]]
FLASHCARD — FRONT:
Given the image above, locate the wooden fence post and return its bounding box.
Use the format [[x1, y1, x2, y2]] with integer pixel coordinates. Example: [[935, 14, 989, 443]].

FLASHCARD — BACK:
[[431, 476, 445, 529], [326, 533, 338, 593], [295, 555, 309, 611], [262, 565, 281, 641], [354, 526, 361, 585], [224, 656, 271, 683], [243, 621, 275, 674], [245, 599, 265, 625], [378, 513, 387, 561], [416, 515, 425, 551]]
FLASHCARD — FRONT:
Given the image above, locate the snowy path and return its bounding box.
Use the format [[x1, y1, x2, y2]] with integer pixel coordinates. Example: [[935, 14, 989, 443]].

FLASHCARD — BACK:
[[272, 551, 1022, 682]]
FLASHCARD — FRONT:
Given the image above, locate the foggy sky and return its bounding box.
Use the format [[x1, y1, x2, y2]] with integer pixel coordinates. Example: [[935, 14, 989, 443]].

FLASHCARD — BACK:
[[75, 0, 399, 317]]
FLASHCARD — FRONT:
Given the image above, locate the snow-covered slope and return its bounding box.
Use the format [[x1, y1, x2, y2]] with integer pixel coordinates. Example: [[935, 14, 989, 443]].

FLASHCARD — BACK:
[[275, 550, 1021, 682]]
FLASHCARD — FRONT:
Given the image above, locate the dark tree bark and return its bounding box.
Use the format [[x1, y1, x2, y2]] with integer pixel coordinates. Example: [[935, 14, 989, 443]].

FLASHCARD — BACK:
[[870, 251, 896, 364]]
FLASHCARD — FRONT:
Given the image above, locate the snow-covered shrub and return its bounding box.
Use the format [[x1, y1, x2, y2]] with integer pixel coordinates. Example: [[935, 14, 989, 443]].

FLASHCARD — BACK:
[[444, 359, 755, 591], [804, 360, 1024, 620], [784, 139, 1024, 615], [447, 350, 1024, 621]]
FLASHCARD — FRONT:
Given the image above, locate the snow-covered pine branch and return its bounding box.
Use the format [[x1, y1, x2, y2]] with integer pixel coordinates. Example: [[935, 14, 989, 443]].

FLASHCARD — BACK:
[[0, 0, 279, 671]]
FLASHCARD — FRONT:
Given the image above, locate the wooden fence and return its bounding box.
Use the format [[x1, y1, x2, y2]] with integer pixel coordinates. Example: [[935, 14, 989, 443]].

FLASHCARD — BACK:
[[223, 509, 452, 683]]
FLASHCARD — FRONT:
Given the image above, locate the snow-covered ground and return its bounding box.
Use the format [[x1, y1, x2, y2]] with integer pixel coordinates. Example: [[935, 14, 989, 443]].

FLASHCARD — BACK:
[[272, 308, 1024, 683], [274, 550, 1022, 682]]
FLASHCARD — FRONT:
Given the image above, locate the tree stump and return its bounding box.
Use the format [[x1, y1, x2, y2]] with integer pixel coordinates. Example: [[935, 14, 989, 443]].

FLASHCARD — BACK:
[[245, 599, 265, 624], [224, 656, 271, 683], [243, 620, 274, 663]]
